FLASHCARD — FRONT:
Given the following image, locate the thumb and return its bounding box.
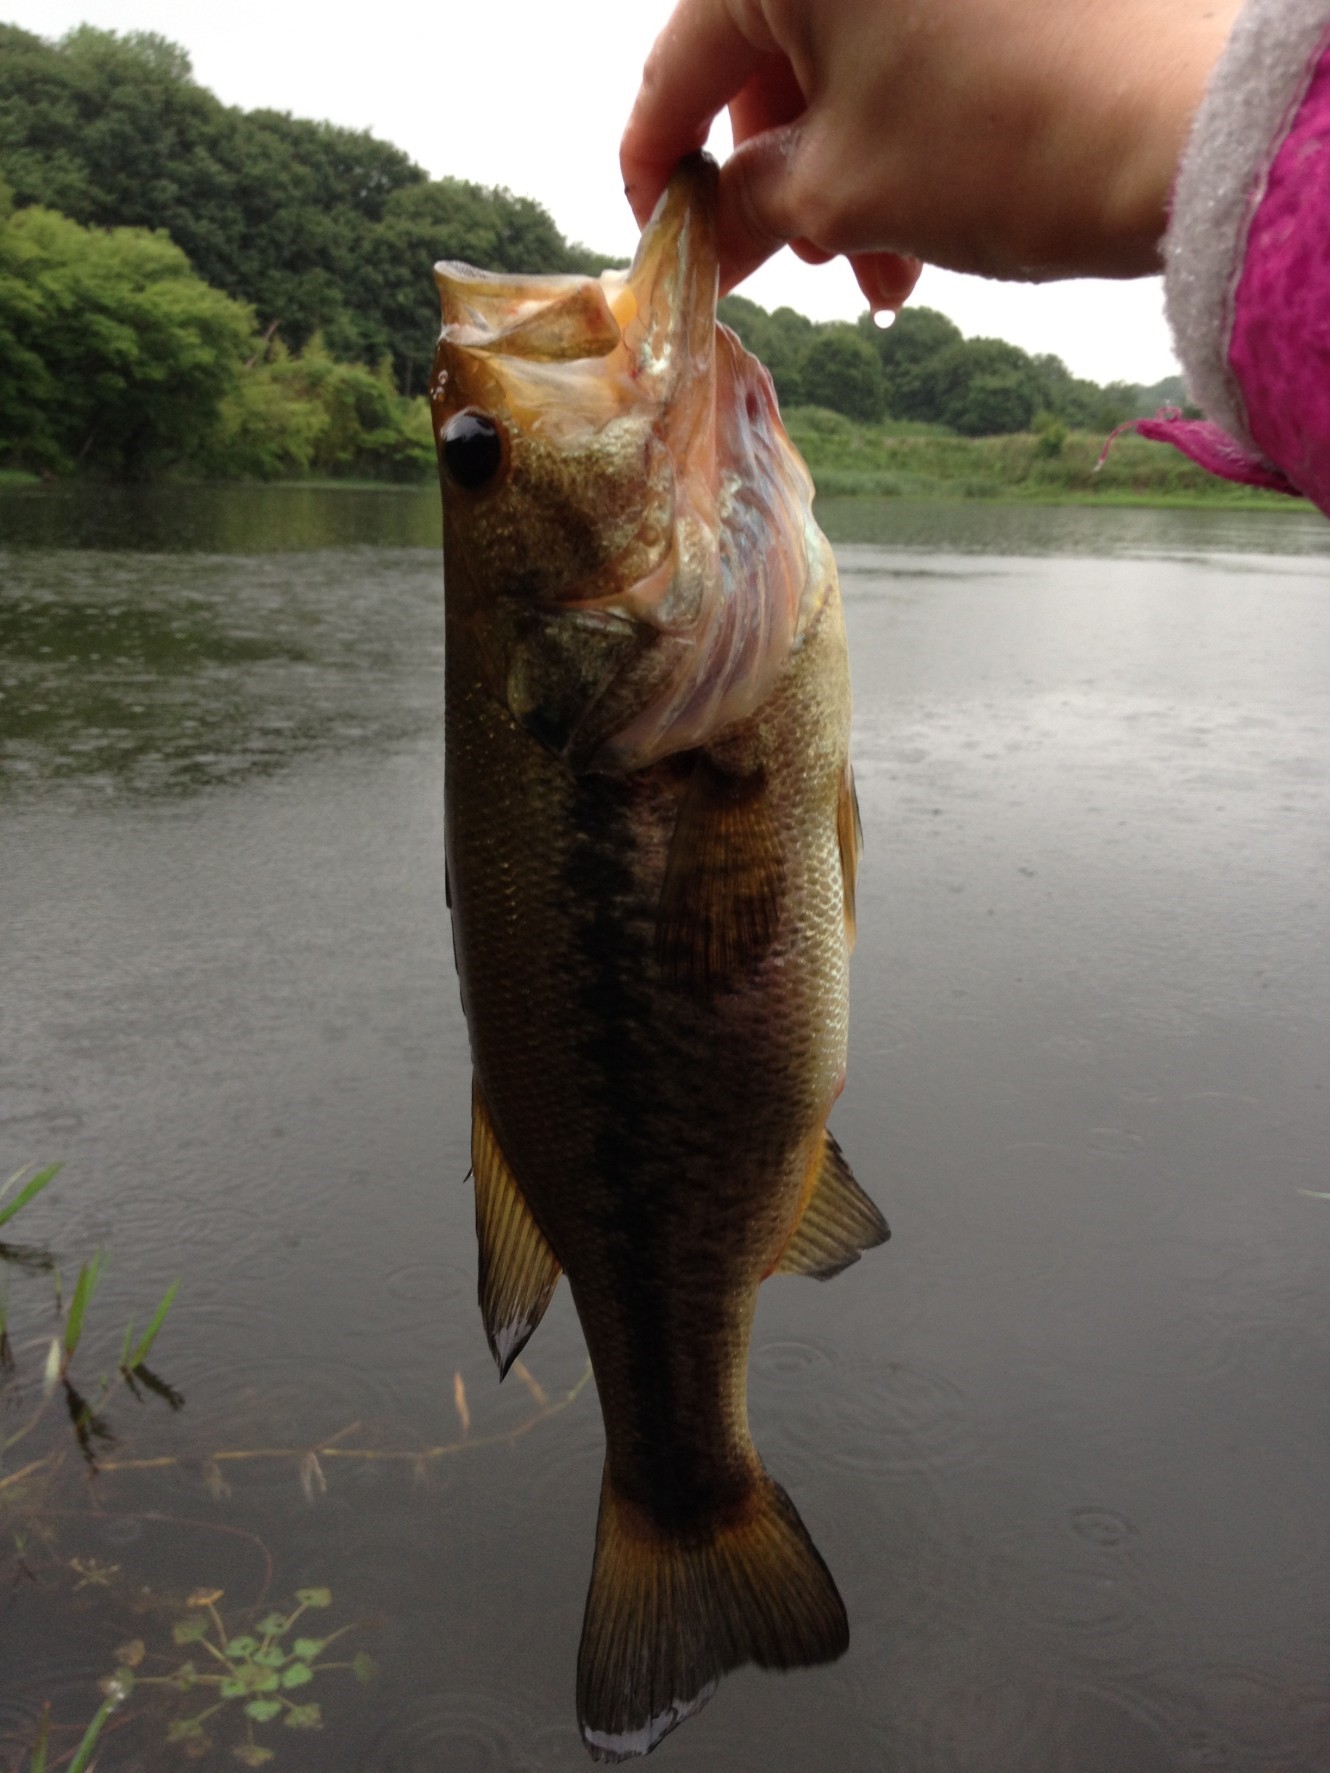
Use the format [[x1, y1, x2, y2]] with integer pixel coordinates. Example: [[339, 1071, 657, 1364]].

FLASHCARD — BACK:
[[715, 121, 812, 293]]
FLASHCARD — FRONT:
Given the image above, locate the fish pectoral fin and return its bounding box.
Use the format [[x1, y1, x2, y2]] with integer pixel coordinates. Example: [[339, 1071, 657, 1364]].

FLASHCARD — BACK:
[[471, 1078, 561, 1378], [774, 1131, 889, 1280], [837, 764, 863, 946], [577, 1464, 847, 1762], [656, 754, 784, 998]]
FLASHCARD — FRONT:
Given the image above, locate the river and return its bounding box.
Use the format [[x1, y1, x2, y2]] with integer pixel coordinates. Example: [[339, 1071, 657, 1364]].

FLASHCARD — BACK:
[[2, 485, 1328, 1772]]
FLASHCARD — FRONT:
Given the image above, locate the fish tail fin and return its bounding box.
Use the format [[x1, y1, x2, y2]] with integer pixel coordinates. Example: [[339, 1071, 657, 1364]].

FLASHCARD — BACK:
[[576, 1463, 848, 1762]]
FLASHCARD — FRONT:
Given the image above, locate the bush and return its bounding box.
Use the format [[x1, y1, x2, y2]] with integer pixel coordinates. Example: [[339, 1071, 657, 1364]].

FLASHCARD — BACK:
[[194, 337, 434, 481]]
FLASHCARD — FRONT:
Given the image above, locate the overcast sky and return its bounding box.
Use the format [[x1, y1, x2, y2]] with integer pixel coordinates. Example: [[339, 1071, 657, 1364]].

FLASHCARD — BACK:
[[6, 0, 1182, 387]]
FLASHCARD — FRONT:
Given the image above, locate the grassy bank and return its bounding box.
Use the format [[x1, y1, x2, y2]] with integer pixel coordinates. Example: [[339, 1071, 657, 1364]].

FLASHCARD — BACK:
[[787, 407, 1297, 509], [1, 410, 1300, 513]]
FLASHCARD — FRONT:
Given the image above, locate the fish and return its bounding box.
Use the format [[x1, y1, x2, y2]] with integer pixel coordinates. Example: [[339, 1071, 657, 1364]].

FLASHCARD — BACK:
[[430, 153, 888, 1762]]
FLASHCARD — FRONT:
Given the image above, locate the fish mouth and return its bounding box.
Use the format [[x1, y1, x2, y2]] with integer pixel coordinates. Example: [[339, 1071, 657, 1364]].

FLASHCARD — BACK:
[[436, 156, 826, 772], [433, 151, 719, 425]]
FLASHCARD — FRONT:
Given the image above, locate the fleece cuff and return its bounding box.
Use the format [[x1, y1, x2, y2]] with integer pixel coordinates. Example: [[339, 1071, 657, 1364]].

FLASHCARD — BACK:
[[1163, 0, 1330, 452]]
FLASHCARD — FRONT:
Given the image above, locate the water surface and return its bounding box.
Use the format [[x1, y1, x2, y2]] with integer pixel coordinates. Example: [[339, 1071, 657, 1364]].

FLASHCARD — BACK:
[[2, 488, 1328, 1771]]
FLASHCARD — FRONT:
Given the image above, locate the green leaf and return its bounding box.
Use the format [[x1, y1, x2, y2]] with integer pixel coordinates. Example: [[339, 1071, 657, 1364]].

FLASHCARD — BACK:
[[173, 1616, 208, 1645], [66, 1694, 120, 1773], [219, 1677, 246, 1700], [168, 1718, 206, 1742], [351, 1650, 377, 1684], [62, 1250, 103, 1364], [235, 1667, 281, 1694], [170, 1661, 198, 1691], [255, 1612, 289, 1636], [0, 1163, 60, 1229], [283, 1703, 322, 1730], [294, 1586, 330, 1607], [29, 1704, 50, 1773], [280, 1661, 313, 1689], [251, 1645, 287, 1669], [226, 1636, 259, 1657], [125, 1276, 179, 1370], [291, 1637, 325, 1661], [243, 1699, 282, 1723], [231, 1747, 274, 1767]]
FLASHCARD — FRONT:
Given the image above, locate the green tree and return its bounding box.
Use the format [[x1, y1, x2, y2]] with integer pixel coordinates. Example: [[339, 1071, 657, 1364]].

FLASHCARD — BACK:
[[798, 324, 885, 420], [0, 26, 624, 394], [0, 204, 252, 474], [908, 336, 1044, 434], [0, 26, 424, 361], [859, 304, 963, 420]]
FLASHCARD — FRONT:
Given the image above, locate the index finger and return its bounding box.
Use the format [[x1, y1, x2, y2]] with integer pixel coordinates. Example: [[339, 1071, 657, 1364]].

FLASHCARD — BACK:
[[621, 0, 773, 225]]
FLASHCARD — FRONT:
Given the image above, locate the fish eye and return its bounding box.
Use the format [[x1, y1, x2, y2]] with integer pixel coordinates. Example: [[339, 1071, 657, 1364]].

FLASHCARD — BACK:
[[441, 409, 506, 492]]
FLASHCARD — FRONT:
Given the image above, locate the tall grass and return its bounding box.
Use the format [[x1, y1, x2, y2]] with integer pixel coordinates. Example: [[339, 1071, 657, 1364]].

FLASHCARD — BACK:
[[785, 407, 1298, 508]]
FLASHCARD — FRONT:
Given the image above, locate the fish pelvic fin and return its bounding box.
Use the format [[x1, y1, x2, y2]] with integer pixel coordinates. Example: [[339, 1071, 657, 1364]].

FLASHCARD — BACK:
[[471, 1078, 561, 1378], [773, 1131, 889, 1281], [577, 1465, 848, 1762], [837, 764, 863, 946], [655, 753, 784, 999]]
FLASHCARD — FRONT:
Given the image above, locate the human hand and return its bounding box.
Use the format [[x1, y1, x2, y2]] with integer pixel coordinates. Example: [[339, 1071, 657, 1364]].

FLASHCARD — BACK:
[[621, 0, 1242, 304]]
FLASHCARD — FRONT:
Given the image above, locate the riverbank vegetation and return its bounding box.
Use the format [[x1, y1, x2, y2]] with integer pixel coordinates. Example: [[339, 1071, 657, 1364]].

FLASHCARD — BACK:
[[0, 24, 1295, 508], [783, 407, 1293, 507]]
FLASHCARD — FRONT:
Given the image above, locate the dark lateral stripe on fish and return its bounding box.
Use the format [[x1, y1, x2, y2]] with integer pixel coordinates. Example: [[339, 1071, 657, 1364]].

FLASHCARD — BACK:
[[562, 772, 688, 1476], [561, 770, 753, 1529]]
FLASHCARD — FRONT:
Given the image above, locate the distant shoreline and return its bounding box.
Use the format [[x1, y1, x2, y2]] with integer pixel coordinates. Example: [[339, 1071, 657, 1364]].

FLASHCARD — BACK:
[[1, 412, 1298, 514]]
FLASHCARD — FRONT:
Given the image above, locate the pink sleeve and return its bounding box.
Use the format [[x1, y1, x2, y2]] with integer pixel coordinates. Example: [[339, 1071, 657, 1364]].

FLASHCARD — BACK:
[[1139, 3, 1330, 514]]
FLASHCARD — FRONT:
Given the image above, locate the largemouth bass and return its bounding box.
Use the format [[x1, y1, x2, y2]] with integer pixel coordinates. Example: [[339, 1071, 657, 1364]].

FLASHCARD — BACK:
[[431, 154, 887, 1762]]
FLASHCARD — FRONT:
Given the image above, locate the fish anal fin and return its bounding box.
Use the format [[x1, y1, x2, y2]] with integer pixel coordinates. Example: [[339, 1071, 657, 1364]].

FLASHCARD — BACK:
[[656, 755, 784, 999], [471, 1078, 561, 1378], [577, 1465, 847, 1762], [774, 1131, 889, 1280], [837, 764, 862, 945]]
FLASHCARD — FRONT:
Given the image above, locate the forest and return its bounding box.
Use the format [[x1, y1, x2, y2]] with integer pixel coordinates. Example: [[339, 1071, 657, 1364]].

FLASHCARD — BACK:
[[0, 24, 1188, 482]]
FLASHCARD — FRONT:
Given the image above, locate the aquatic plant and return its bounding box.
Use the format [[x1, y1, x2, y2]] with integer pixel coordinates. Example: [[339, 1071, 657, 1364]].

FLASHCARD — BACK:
[[17, 1588, 370, 1770], [0, 1162, 181, 1492], [24, 1683, 127, 1773], [97, 1585, 374, 1765]]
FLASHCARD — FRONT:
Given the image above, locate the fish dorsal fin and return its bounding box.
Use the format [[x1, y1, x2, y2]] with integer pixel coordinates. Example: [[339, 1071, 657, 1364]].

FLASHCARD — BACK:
[[837, 765, 862, 946], [655, 754, 784, 998], [471, 1078, 561, 1377], [774, 1132, 889, 1280]]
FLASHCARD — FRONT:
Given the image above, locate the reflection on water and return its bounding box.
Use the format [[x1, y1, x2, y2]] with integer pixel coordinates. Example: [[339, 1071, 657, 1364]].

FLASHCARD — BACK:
[[0, 481, 444, 553], [0, 548, 442, 799], [2, 487, 1329, 1771]]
